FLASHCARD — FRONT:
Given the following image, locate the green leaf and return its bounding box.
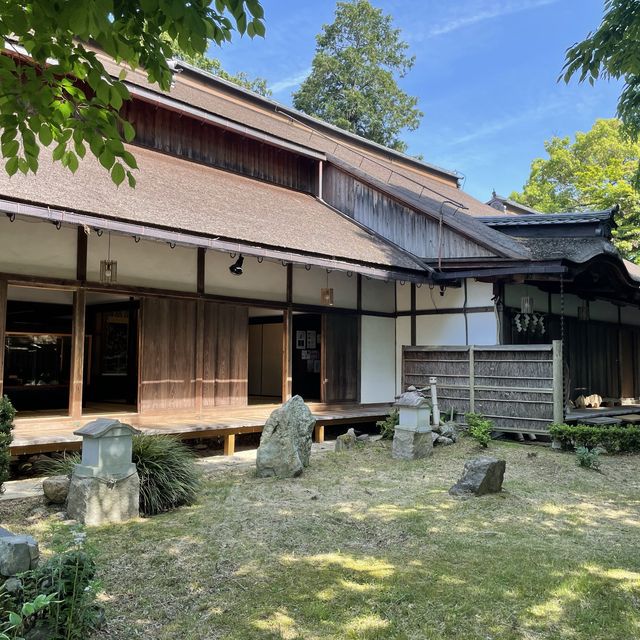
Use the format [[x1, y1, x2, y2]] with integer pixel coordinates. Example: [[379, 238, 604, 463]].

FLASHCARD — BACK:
[[39, 124, 53, 146], [1, 139, 19, 158], [111, 162, 125, 185], [5, 156, 19, 176], [122, 120, 136, 143], [99, 148, 115, 170], [122, 150, 138, 169], [8, 612, 21, 626]]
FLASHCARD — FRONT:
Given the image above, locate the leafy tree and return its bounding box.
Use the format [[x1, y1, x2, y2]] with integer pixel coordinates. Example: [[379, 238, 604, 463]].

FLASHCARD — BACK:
[[170, 45, 270, 96], [292, 0, 422, 152], [0, 0, 265, 186], [510, 119, 640, 261], [561, 1, 640, 140]]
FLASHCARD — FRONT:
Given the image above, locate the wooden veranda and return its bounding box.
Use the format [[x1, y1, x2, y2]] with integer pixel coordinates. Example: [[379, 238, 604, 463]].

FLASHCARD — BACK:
[[10, 402, 391, 456]]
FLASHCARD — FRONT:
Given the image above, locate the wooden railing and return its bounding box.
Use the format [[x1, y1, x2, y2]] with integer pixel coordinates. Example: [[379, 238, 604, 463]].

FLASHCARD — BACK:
[[402, 341, 563, 433]]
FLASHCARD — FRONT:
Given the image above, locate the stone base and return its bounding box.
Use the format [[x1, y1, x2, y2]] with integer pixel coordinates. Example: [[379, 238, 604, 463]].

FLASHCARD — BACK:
[[392, 426, 433, 460], [66, 473, 140, 526]]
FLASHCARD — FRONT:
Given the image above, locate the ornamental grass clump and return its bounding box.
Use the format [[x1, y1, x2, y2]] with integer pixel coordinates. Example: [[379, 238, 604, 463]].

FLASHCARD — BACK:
[[133, 434, 200, 516], [0, 395, 16, 493], [376, 408, 399, 440]]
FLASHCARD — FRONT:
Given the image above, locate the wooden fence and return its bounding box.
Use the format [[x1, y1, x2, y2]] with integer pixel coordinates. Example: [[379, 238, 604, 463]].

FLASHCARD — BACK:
[[402, 342, 563, 434]]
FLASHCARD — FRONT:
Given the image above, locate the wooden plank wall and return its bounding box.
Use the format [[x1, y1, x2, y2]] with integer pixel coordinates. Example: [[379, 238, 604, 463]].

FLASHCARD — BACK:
[[122, 101, 317, 194], [140, 298, 248, 413], [322, 165, 495, 259], [402, 345, 558, 433], [323, 314, 359, 403]]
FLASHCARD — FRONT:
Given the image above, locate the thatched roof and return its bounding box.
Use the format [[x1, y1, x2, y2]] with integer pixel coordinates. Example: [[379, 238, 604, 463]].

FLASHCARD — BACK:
[[0, 145, 425, 272]]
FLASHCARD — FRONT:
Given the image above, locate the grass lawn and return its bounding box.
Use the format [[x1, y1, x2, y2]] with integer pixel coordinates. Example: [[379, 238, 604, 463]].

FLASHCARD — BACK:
[[3, 438, 640, 639]]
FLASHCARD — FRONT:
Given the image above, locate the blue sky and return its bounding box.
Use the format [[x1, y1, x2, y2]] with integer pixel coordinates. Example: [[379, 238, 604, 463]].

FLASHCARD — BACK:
[[212, 0, 620, 201]]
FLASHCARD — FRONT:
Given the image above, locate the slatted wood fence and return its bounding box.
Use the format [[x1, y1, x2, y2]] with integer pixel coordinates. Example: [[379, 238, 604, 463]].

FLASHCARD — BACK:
[[402, 342, 563, 434]]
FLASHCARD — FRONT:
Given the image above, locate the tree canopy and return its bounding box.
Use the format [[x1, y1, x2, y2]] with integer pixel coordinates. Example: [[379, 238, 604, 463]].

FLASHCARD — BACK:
[[562, 1, 640, 142], [170, 44, 270, 96], [0, 0, 265, 186], [510, 119, 640, 262], [292, 0, 422, 153]]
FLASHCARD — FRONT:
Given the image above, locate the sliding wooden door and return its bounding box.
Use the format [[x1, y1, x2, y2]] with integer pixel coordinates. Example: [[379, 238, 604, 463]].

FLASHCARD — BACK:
[[322, 314, 359, 403]]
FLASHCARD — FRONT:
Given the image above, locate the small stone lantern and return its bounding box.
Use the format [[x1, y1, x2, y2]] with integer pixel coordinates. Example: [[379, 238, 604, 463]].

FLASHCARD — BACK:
[[392, 386, 433, 460], [66, 419, 141, 526]]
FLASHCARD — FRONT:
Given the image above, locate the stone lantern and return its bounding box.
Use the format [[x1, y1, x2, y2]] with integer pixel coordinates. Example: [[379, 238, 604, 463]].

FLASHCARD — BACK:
[[392, 386, 433, 460], [66, 418, 141, 526]]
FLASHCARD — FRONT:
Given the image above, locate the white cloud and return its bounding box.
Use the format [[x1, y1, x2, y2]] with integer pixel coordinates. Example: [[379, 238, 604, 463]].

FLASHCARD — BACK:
[[270, 67, 311, 94], [445, 98, 568, 146], [428, 0, 561, 37]]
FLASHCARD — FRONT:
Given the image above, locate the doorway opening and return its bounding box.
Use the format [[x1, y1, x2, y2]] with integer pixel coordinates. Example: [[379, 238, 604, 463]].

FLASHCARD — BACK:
[[248, 308, 283, 405], [83, 292, 139, 415], [3, 286, 75, 415], [292, 313, 321, 402]]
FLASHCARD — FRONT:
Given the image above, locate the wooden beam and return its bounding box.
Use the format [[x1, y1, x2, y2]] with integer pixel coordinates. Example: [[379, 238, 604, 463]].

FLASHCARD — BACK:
[[357, 274, 362, 312], [69, 288, 86, 419], [76, 226, 88, 282], [0, 279, 6, 399], [223, 433, 235, 456], [314, 423, 325, 443], [286, 263, 293, 304], [197, 247, 205, 295], [282, 308, 292, 401], [552, 339, 564, 424]]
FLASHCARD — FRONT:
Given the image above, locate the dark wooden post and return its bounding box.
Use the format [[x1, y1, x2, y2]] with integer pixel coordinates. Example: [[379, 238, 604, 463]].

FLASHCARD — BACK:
[[282, 308, 293, 401], [69, 288, 86, 419], [0, 279, 7, 399], [410, 283, 417, 346], [76, 226, 88, 282]]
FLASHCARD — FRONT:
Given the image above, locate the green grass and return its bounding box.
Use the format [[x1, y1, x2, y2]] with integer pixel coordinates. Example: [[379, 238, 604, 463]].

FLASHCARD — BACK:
[[2, 439, 640, 639]]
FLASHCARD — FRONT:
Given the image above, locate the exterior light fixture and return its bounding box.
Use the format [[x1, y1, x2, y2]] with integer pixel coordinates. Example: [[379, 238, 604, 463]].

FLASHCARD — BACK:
[[229, 254, 244, 276], [100, 232, 118, 284], [321, 270, 334, 306]]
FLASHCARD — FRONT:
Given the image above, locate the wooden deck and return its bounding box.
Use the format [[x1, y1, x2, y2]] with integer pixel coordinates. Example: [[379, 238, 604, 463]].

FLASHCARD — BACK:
[[10, 403, 392, 456], [565, 404, 640, 422]]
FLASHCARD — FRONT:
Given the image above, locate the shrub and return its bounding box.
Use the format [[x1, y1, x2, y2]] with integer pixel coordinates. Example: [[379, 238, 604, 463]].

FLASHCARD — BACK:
[[465, 412, 493, 448], [1, 531, 100, 640], [548, 423, 640, 453], [576, 446, 601, 471], [0, 396, 16, 493], [41, 434, 200, 516], [376, 408, 399, 440]]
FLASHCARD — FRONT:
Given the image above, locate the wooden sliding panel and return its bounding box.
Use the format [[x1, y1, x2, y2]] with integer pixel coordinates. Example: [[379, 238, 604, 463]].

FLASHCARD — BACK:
[[0, 279, 6, 399], [69, 288, 86, 419], [322, 314, 359, 403], [203, 302, 248, 407], [139, 297, 197, 412]]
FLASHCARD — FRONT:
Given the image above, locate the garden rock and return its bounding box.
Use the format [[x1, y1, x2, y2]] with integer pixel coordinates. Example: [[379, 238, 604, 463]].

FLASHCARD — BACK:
[[436, 436, 454, 446], [2, 577, 21, 595], [42, 475, 70, 504], [431, 431, 439, 444], [256, 395, 316, 478], [440, 423, 459, 442], [0, 528, 39, 577], [335, 428, 357, 451], [449, 457, 506, 497]]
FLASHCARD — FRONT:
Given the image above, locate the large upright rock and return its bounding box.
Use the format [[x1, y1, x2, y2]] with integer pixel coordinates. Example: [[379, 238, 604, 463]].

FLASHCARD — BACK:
[[0, 528, 39, 577], [449, 457, 506, 497], [256, 396, 316, 478]]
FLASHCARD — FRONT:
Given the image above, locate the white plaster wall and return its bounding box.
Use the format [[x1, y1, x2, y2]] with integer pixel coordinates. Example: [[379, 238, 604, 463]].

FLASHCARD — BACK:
[[416, 279, 493, 311], [87, 234, 197, 292], [0, 217, 76, 279], [505, 283, 549, 312], [7, 286, 73, 305], [395, 316, 411, 394], [396, 281, 411, 312], [362, 277, 395, 313], [416, 314, 467, 346], [468, 312, 499, 344], [360, 316, 396, 403], [206, 252, 286, 302], [292, 266, 357, 308]]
